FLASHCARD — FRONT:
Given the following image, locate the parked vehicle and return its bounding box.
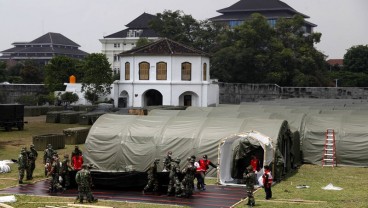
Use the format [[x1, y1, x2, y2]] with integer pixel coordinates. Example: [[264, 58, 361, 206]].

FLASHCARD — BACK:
[[0, 104, 25, 131]]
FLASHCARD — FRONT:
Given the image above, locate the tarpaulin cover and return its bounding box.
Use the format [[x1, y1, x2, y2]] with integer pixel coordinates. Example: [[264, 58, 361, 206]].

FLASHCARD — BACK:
[[84, 114, 295, 181], [302, 114, 368, 166]]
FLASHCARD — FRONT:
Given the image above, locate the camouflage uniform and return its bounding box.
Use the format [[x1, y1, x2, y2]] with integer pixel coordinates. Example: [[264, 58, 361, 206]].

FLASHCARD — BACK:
[[244, 165, 256, 207], [18, 148, 28, 184], [143, 159, 160, 194], [163, 151, 172, 172], [43, 144, 56, 176], [61, 154, 73, 189], [167, 158, 181, 196], [75, 165, 97, 203], [26, 144, 38, 180], [47, 154, 63, 193], [180, 157, 196, 198]]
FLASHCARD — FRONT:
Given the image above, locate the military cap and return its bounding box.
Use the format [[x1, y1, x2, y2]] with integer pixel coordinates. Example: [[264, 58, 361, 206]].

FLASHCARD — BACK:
[[203, 155, 208, 159]]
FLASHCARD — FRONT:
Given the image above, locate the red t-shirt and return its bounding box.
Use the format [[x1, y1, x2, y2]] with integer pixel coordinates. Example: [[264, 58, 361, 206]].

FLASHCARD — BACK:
[[72, 155, 83, 170], [250, 159, 260, 171]]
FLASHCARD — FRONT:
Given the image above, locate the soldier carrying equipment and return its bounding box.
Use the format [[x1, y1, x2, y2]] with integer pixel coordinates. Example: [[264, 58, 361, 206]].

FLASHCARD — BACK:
[[143, 159, 160, 195]]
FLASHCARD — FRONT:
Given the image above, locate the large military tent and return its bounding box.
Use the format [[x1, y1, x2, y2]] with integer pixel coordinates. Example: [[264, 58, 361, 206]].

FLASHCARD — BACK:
[[84, 113, 297, 187]]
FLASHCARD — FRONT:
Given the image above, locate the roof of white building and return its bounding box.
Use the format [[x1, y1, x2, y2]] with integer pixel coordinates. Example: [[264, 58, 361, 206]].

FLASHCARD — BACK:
[[119, 38, 208, 56]]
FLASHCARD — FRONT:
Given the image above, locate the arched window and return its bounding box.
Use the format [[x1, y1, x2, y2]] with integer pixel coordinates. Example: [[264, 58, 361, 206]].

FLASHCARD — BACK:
[[181, 62, 191, 81], [139, 62, 150, 80], [125, 62, 130, 80], [156, 62, 167, 80], [203, 63, 207, 81]]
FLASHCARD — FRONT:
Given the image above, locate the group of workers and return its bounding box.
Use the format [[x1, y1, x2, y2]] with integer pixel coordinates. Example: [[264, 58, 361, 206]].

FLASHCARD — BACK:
[[17, 145, 273, 205], [244, 155, 273, 207], [142, 151, 218, 198], [17, 144, 97, 204]]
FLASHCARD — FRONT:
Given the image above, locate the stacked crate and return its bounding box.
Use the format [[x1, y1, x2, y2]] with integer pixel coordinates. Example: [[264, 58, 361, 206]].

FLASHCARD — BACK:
[[32, 134, 65, 151], [63, 127, 90, 144]]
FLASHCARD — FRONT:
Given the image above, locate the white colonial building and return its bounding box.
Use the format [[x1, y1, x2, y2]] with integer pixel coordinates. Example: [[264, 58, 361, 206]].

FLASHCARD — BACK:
[[113, 38, 219, 108], [99, 13, 159, 75]]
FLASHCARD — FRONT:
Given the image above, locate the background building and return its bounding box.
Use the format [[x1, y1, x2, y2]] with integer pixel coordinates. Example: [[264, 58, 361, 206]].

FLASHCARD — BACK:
[[210, 0, 316, 33], [0, 32, 88, 65], [100, 13, 160, 75], [113, 38, 219, 108]]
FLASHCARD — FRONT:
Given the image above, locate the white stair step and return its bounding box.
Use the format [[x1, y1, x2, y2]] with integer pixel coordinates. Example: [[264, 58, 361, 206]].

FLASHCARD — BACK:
[[325, 149, 334, 151], [323, 159, 334, 161], [323, 164, 335, 167], [324, 153, 334, 156]]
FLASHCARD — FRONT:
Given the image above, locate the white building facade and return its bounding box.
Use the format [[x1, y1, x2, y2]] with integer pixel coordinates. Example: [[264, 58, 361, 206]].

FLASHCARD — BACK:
[[99, 13, 159, 75], [113, 38, 219, 108]]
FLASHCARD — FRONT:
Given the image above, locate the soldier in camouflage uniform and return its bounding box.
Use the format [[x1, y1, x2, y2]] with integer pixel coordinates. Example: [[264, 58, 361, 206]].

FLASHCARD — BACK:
[[47, 153, 64, 193], [61, 154, 73, 189], [244, 165, 256, 207], [18, 148, 28, 184], [43, 144, 56, 176], [26, 144, 38, 180], [167, 157, 181, 196], [75, 164, 97, 203], [142, 158, 160, 195], [163, 151, 172, 172], [180, 157, 197, 198]]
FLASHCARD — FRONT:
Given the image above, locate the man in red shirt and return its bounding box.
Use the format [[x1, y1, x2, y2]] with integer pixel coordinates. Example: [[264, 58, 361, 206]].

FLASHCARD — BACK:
[[250, 155, 260, 172], [72, 151, 83, 171], [196, 154, 217, 190]]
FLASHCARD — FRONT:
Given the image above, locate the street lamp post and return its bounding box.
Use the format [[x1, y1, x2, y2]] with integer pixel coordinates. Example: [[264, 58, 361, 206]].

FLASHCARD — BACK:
[[334, 79, 338, 87]]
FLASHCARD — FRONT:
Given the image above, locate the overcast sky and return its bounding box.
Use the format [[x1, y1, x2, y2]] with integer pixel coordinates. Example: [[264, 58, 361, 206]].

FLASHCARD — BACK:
[[1, 0, 367, 59]]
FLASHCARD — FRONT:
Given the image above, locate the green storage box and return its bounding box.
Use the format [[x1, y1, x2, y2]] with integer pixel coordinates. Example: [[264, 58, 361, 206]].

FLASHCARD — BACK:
[[63, 127, 90, 144]]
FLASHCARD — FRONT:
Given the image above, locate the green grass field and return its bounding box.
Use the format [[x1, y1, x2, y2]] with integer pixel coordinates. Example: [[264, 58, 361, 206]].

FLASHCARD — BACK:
[[1, 116, 368, 208]]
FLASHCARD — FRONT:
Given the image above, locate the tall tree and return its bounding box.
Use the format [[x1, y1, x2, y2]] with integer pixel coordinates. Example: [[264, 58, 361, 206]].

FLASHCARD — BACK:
[[344, 45, 368, 73], [20, 60, 44, 83], [0, 61, 7, 82], [149, 10, 223, 53], [44, 56, 83, 92], [211, 13, 330, 86], [80, 53, 112, 104]]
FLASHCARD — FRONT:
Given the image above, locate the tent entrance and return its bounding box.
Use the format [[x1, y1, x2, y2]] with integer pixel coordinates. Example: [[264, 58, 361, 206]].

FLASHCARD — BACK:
[[218, 131, 274, 186], [233, 146, 264, 179]]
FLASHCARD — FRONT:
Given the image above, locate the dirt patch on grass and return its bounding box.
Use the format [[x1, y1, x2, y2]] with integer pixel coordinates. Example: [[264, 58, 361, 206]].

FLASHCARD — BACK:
[[0, 140, 26, 147]]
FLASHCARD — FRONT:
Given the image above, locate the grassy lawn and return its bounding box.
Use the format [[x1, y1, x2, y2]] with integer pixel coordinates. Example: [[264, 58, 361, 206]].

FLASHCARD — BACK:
[[1, 116, 368, 208]]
